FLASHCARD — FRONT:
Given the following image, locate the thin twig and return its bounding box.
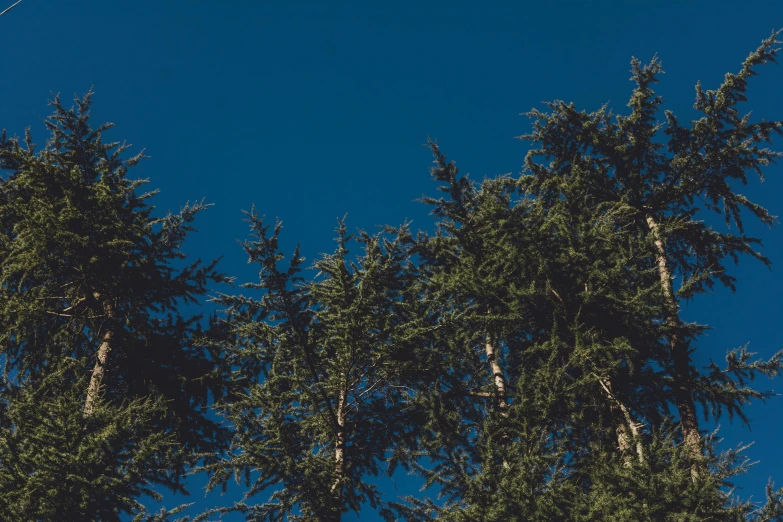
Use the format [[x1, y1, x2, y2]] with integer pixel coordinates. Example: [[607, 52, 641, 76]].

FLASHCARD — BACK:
[[0, 0, 23, 18], [467, 391, 493, 398], [46, 310, 104, 319]]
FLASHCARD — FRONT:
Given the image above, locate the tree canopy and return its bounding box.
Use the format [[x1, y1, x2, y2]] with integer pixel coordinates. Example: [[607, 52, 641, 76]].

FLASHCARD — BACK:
[[0, 31, 782, 522]]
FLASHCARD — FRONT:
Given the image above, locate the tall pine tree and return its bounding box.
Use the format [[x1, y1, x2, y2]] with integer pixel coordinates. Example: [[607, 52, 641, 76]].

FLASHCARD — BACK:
[[202, 213, 430, 521], [520, 30, 783, 479], [0, 92, 230, 517]]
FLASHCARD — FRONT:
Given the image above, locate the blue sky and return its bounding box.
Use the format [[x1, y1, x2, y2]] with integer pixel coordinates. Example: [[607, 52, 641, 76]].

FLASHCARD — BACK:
[[2, 1, 782, 519]]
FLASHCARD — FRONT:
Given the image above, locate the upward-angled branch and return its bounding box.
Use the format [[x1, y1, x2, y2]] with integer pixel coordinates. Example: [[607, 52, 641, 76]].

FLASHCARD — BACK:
[[599, 377, 645, 466]]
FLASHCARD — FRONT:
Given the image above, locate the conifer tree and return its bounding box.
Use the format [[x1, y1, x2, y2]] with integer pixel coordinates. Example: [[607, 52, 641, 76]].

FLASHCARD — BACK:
[[203, 213, 429, 521], [0, 92, 230, 515], [519, 30, 783, 479]]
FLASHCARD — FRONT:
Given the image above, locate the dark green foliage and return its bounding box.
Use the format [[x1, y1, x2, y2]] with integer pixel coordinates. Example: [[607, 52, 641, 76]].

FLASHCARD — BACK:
[[572, 426, 783, 522], [0, 357, 183, 520]]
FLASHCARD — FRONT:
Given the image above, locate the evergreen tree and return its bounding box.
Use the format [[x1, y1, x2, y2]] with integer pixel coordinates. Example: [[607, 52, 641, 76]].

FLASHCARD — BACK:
[[520, 32, 783, 478], [202, 213, 429, 521], [0, 92, 230, 516]]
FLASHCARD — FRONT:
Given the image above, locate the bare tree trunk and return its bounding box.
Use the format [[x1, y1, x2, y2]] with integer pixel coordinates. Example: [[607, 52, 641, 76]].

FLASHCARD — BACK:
[[599, 378, 645, 466], [646, 215, 701, 479], [83, 292, 114, 418], [485, 336, 508, 414], [330, 386, 347, 520], [485, 334, 511, 461]]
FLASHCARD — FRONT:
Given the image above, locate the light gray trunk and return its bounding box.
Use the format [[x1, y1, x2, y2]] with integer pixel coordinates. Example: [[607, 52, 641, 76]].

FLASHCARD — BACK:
[[646, 215, 701, 479], [485, 336, 508, 414], [83, 292, 114, 418], [330, 386, 347, 519], [486, 334, 511, 461]]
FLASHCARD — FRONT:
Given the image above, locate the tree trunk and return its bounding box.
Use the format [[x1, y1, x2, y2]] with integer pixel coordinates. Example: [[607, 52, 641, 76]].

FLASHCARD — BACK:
[[485, 334, 512, 457], [485, 335, 508, 414], [330, 386, 347, 521], [83, 292, 114, 418], [599, 378, 645, 465], [646, 215, 701, 479]]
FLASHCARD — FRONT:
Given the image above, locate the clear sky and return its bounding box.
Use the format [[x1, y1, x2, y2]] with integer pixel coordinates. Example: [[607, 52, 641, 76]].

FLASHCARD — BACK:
[[2, 1, 782, 520]]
